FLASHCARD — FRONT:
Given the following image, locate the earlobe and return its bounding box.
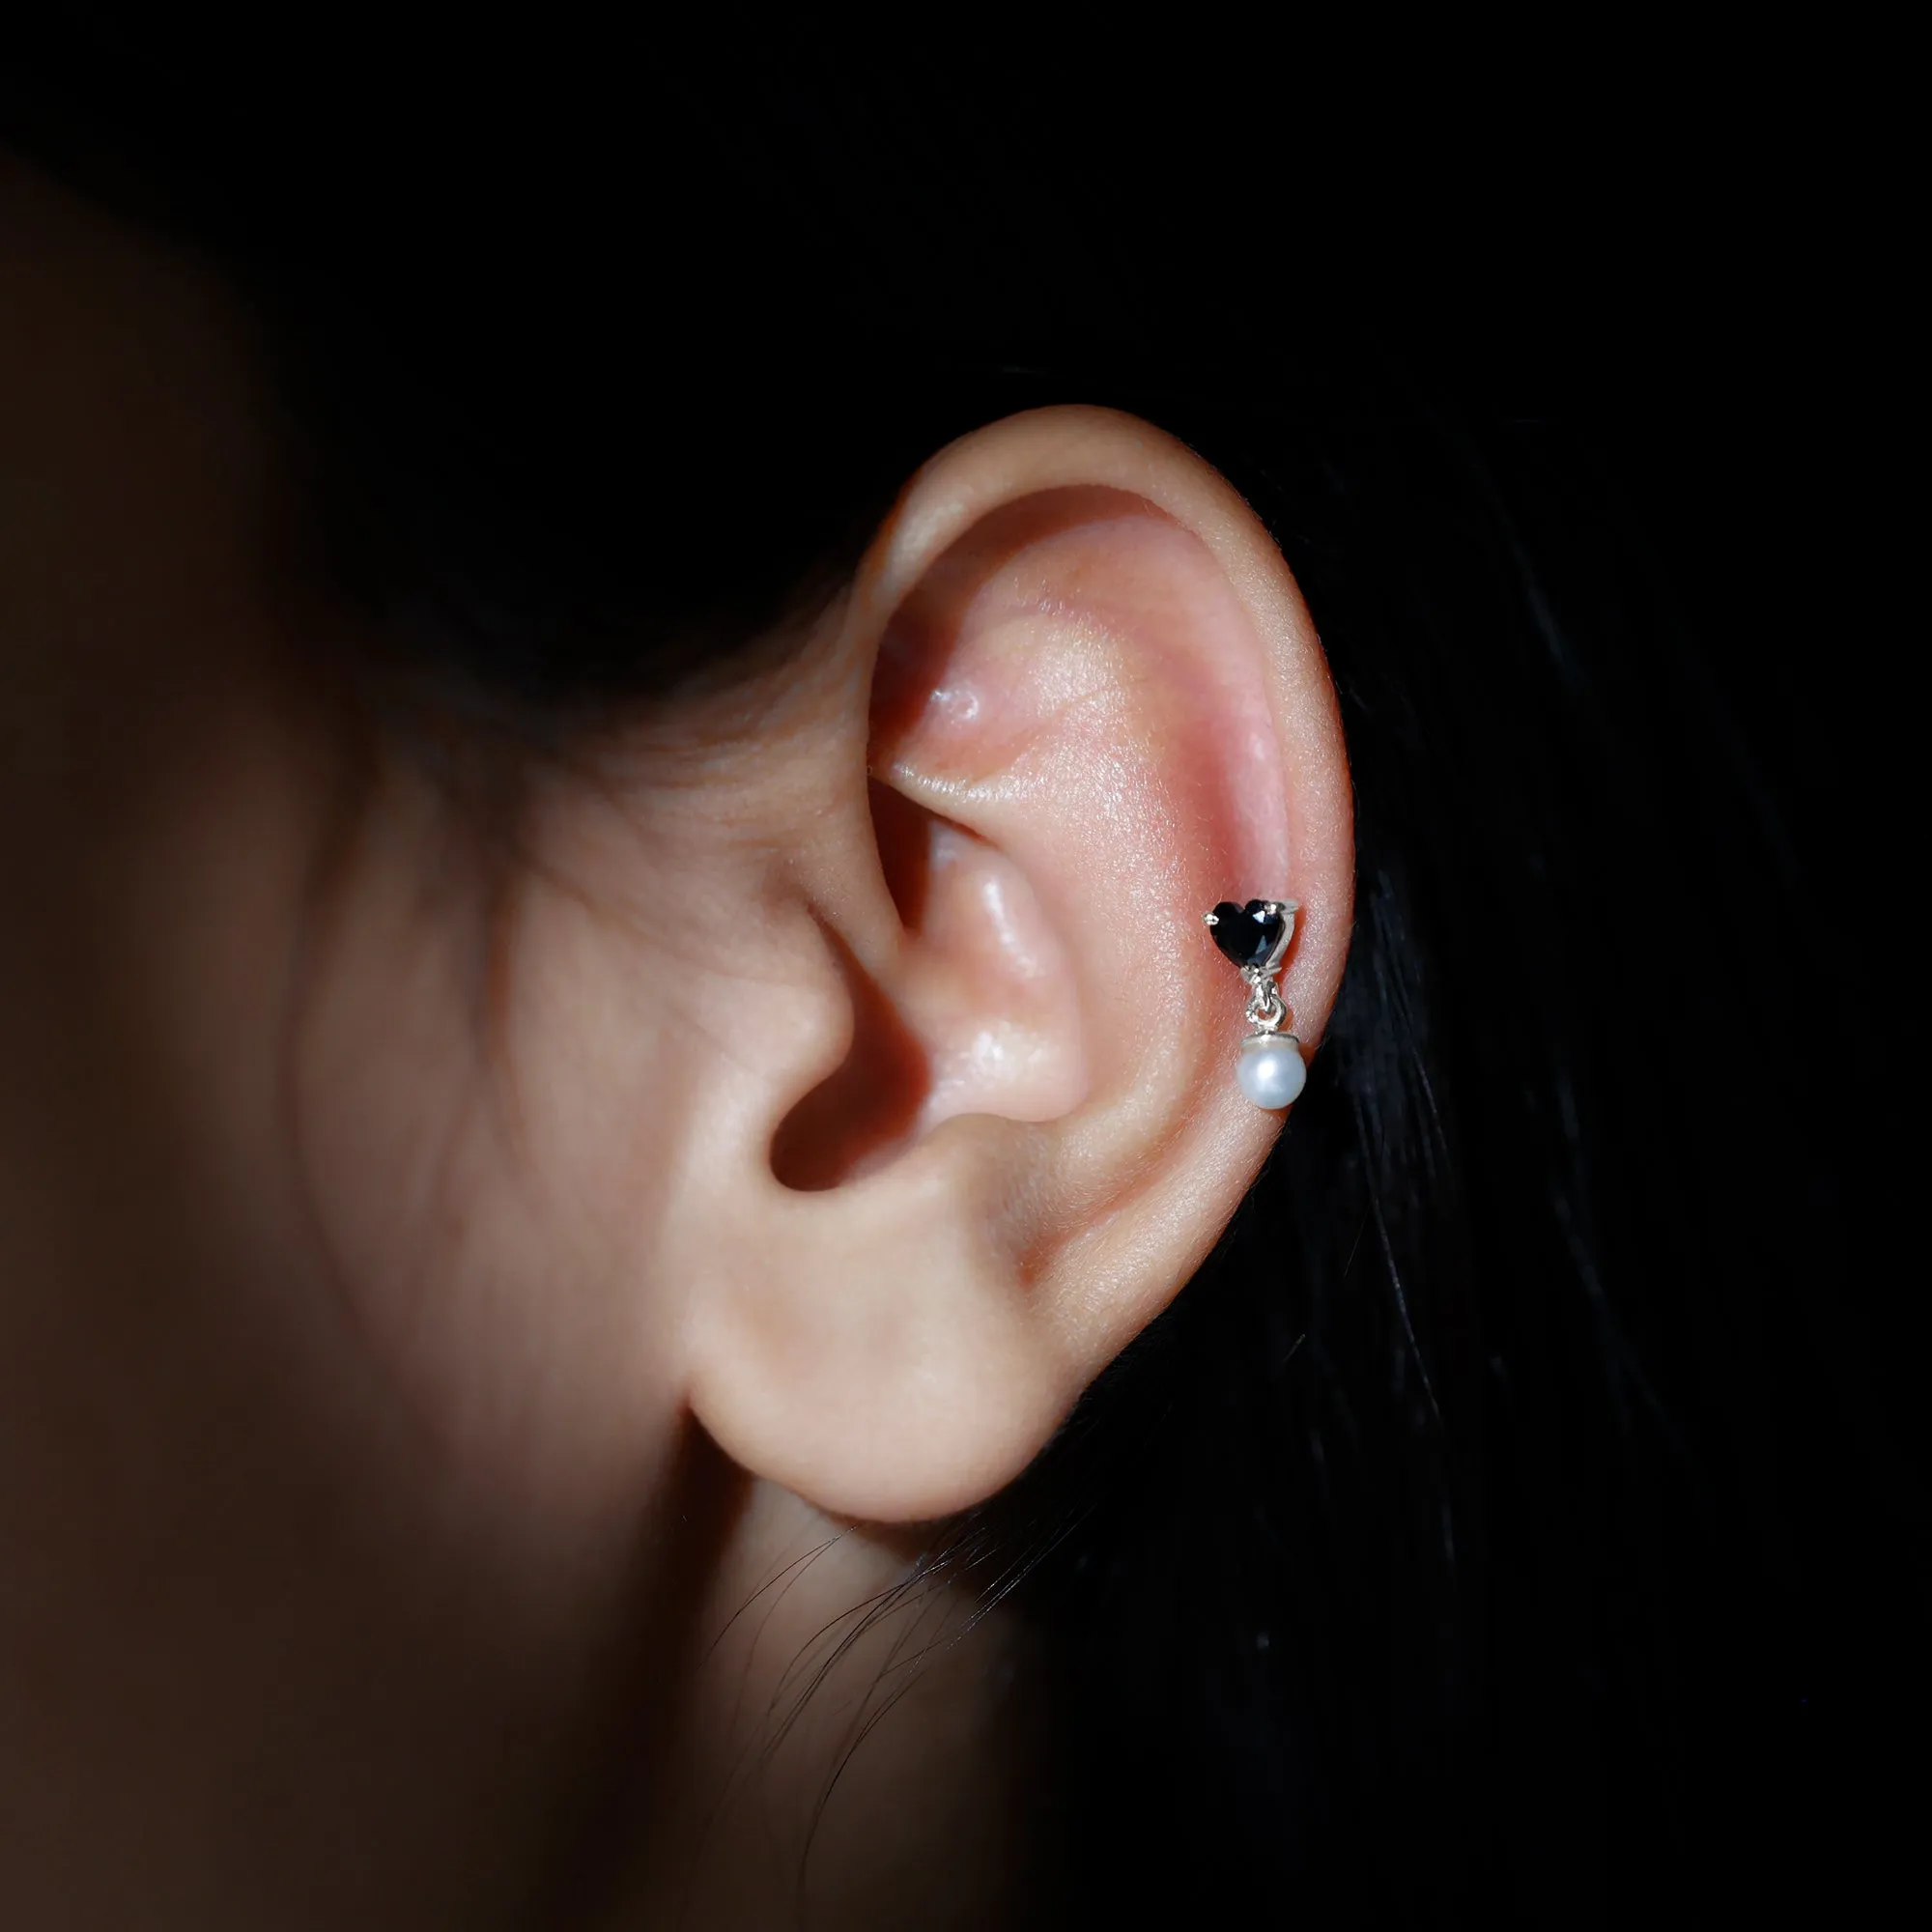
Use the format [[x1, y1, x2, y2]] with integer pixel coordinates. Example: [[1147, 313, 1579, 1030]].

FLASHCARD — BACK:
[[679, 409, 1353, 1523]]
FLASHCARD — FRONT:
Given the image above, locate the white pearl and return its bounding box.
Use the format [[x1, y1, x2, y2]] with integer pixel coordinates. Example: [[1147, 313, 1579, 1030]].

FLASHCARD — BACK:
[[1236, 1034, 1306, 1110]]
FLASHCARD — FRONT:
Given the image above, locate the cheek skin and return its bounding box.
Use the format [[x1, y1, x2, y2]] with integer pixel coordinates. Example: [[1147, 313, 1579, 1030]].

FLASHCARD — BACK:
[[0, 156, 702, 1896], [0, 638, 680, 1924]]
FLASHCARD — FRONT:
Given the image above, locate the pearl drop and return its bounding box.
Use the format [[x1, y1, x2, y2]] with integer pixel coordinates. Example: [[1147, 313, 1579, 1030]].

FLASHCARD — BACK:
[[1236, 1034, 1305, 1110]]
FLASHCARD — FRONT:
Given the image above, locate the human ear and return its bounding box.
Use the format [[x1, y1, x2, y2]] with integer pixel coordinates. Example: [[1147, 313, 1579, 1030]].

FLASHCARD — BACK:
[[671, 407, 1353, 1522]]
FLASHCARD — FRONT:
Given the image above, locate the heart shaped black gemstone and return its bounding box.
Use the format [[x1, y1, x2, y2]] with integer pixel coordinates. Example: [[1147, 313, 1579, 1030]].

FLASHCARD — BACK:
[[1208, 899, 1288, 970]]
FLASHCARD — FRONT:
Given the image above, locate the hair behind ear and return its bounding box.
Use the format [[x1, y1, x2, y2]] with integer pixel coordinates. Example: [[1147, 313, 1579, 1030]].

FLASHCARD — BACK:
[[889, 402, 1851, 1923]]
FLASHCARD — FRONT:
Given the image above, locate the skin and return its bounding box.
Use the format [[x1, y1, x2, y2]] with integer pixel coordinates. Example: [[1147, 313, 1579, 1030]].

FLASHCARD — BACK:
[[0, 154, 1353, 1929]]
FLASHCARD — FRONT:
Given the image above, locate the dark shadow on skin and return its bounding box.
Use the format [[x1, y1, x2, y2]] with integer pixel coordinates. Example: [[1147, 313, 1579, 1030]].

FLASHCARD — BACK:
[[515, 1416, 748, 1930], [868, 775, 933, 930]]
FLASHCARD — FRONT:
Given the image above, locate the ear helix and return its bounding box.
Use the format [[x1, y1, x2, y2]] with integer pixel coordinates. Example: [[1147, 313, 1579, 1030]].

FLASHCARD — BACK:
[[1204, 899, 1306, 1110]]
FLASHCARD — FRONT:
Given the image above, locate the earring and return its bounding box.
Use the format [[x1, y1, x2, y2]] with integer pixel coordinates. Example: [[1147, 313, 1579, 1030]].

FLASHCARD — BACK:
[[1204, 898, 1307, 1110]]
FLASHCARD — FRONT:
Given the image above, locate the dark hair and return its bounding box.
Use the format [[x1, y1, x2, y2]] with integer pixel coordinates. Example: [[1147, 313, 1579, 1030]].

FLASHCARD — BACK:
[[3, 21, 1894, 1926]]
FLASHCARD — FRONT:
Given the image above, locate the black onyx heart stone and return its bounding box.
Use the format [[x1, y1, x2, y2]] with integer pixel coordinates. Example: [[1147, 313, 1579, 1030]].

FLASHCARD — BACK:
[[1208, 899, 1288, 970]]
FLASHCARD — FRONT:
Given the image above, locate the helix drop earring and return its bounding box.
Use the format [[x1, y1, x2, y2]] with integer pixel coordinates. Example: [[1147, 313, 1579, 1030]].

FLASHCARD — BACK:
[[1204, 898, 1306, 1110]]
